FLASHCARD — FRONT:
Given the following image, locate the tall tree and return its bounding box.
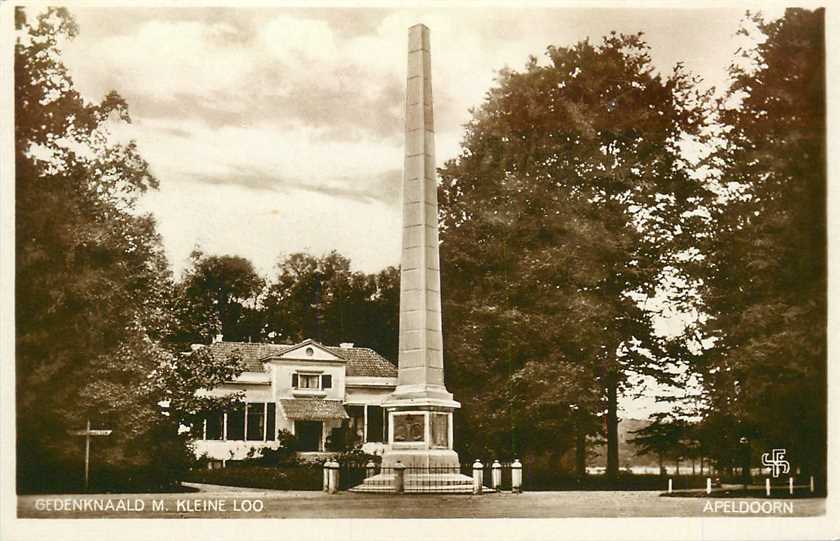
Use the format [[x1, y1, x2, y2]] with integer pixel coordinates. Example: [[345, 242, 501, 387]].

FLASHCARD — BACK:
[[15, 7, 180, 490], [438, 33, 709, 476], [263, 252, 400, 359], [629, 413, 690, 476], [171, 251, 266, 345], [697, 8, 826, 477]]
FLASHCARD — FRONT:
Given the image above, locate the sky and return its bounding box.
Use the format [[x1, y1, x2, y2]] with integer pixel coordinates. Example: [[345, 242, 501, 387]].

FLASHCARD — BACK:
[[54, 4, 786, 417]]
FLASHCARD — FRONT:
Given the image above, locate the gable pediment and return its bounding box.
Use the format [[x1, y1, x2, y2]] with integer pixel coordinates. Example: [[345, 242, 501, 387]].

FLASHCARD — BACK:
[[274, 339, 343, 362]]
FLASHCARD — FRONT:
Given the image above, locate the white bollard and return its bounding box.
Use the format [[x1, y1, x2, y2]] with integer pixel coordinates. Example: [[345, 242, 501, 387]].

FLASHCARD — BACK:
[[511, 459, 523, 493], [492, 460, 502, 489], [668, 478, 673, 494], [327, 460, 340, 494], [765, 478, 770, 496], [810, 475, 815, 493], [789, 477, 794, 495], [472, 460, 484, 494], [706, 478, 712, 494], [323, 460, 330, 492], [393, 461, 406, 494]]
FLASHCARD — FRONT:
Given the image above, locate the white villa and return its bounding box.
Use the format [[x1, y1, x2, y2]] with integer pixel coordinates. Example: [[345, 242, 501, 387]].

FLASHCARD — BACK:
[[192, 339, 397, 462]]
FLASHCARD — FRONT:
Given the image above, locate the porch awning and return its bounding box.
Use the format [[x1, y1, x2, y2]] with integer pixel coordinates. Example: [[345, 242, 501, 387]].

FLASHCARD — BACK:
[[278, 398, 349, 421]]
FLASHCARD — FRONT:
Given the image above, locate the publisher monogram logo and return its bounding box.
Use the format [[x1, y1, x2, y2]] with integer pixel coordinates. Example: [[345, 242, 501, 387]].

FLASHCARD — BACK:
[[761, 449, 790, 478]]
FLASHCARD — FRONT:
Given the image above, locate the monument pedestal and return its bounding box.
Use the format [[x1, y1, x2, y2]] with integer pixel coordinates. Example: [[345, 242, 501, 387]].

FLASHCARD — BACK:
[[351, 398, 475, 493], [380, 400, 459, 468], [352, 412, 474, 493]]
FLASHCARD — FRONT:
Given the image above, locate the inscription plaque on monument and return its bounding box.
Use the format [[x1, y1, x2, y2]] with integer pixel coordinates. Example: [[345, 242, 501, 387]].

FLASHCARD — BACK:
[[430, 413, 448, 448], [393, 414, 425, 442]]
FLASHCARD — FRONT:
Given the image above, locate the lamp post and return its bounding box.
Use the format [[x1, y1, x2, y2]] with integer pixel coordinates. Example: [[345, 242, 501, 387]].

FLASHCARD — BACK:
[[739, 436, 750, 491]]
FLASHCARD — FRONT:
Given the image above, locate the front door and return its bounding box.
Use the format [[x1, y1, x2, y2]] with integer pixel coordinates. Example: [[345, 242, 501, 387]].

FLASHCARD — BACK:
[[295, 421, 322, 451]]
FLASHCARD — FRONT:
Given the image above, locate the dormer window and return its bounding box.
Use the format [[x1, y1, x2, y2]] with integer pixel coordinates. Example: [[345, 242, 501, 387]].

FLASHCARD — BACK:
[[291, 372, 332, 390]]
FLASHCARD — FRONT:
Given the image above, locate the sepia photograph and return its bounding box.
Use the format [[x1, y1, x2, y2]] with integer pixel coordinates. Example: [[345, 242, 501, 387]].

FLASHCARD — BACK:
[[0, 1, 835, 539]]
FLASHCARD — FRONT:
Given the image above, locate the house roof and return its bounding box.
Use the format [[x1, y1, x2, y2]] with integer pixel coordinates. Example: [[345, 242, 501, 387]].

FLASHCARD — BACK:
[[278, 398, 349, 420], [324, 346, 399, 378], [203, 340, 397, 378]]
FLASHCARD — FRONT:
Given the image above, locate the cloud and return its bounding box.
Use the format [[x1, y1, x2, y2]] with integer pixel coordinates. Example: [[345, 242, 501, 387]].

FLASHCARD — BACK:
[[135, 176, 401, 278], [189, 165, 402, 206], [59, 5, 761, 278], [66, 10, 406, 140]]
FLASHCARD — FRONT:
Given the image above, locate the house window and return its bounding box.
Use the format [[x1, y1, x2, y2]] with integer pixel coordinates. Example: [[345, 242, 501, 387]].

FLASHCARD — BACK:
[[292, 372, 330, 390], [205, 412, 224, 440], [300, 374, 320, 389], [246, 403, 265, 441], [226, 405, 245, 440], [201, 403, 276, 442]]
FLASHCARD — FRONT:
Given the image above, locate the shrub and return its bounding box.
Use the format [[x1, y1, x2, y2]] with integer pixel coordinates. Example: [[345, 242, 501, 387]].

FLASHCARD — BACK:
[[183, 464, 322, 491], [336, 447, 380, 467], [252, 430, 298, 466]]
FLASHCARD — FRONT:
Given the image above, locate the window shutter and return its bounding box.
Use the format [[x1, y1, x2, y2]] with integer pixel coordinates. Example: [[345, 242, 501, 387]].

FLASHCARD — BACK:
[[322, 374, 332, 389], [292, 373, 298, 388], [266, 403, 276, 441]]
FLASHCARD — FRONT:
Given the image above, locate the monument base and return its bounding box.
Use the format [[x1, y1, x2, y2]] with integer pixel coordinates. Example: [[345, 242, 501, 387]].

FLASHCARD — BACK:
[[349, 471, 478, 494], [351, 449, 478, 494], [380, 448, 459, 469]]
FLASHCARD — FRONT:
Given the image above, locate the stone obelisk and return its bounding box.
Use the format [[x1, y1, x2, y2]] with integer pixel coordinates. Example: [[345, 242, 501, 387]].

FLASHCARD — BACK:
[[381, 24, 461, 470]]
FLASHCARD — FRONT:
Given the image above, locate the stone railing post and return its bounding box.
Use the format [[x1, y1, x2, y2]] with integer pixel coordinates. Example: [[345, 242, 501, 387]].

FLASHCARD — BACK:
[[491, 460, 502, 490], [393, 461, 406, 494], [472, 460, 484, 494], [322, 460, 330, 492], [366, 460, 377, 479], [511, 459, 522, 493], [327, 460, 339, 494]]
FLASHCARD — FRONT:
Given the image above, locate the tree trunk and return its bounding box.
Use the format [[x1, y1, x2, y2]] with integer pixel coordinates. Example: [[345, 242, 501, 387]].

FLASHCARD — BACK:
[[700, 457, 704, 475], [692, 458, 696, 476], [658, 453, 665, 476], [606, 377, 619, 480], [575, 427, 587, 479]]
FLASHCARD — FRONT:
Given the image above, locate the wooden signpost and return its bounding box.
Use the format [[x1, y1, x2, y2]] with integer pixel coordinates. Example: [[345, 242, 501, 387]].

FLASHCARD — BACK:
[[68, 419, 112, 489]]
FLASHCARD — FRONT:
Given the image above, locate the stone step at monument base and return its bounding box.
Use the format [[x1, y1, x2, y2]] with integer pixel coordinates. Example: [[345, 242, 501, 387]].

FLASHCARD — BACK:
[[349, 472, 493, 494]]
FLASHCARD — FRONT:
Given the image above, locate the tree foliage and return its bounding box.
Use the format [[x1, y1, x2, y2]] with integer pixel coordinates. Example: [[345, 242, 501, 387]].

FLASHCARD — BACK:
[[15, 7, 183, 490], [263, 251, 400, 359], [438, 32, 710, 474], [695, 8, 826, 476], [170, 251, 265, 345], [629, 413, 692, 475]]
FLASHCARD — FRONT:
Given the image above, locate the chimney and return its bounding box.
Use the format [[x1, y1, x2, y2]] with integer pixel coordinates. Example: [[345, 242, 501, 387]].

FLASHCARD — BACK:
[[340, 342, 354, 349]]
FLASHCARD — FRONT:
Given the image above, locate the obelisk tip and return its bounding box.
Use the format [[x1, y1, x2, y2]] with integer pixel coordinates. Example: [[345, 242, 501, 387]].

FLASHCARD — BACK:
[[408, 24, 430, 52]]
